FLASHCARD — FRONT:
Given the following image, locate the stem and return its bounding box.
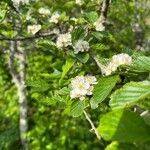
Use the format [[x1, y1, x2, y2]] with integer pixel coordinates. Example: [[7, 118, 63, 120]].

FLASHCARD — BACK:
[[0, 31, 55, 41], [83, 111, 101, 140]]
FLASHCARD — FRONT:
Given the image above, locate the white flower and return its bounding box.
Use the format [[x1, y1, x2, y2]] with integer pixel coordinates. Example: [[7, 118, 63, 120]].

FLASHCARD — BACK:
[[86, 86, 94, 95], [111, 53, 132, 66], [102, 62, 117, 76], [12, 0, 29, 9], [56, 33, 72, 48], [38, 8, 51, 16], [75, 0, 83, 5], [70, 75, 97, 100], [74, 40, 90, 54], [102, 53, 132, 76], [49, 12, 60, 24], [27, 25, 41, 35], [85, 75, 97, 85], [94, 17, 105, 31]]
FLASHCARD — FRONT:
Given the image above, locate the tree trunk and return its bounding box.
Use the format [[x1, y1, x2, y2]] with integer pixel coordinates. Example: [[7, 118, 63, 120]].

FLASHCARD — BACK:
[[9, 41, 28, 150]]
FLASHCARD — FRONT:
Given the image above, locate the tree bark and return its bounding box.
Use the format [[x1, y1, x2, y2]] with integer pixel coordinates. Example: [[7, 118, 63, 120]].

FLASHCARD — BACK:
[[9, 41, 28, 150], [95, 0, 111, 31], [133, 0, 144, 50]]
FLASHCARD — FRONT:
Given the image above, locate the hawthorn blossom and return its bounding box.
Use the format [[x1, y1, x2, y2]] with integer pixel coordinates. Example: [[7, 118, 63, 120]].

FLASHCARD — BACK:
[[102, 53, 132, 76], [75, 0, 83, 5], [74, 40, 90, 54], [111, 53, 132, 66], [38, 8, 51, 16], [12, 0, 29, 9], [85, 75, 97, 85], [49, 12, 60, 24], [56, 33, 72, 48], [70, 75, 97, 100], [27, 25, 41, 35], [94, 17, 105, 31]]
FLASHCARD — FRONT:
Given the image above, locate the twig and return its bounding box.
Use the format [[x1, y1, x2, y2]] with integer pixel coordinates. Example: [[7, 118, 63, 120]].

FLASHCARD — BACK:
[[0, 31, 55, 41], [83, 110, 101, 140]]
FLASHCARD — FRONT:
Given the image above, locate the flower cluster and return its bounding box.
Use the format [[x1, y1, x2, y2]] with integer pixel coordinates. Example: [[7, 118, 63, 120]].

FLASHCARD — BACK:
[[103, 53, 132, 76], [12, 0, 29, 9], [70, 75, 97, 100], [38, 8, 51, 16], [94, 17, 105, 31], [75, 0, 83, 5], [49, 12, 60, 24], [56, 33, 72, 48], [27, 25, 41, 35], [74, 40, 90, 54]]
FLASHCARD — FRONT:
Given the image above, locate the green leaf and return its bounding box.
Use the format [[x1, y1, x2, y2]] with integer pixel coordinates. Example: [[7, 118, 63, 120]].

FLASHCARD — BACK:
[[137, 97, 150, 110], [34, 95, 57, 106], [60, 58, 75, 82], [71, 27, 86, 43], [91, 43, 110, 51], [1, 30, 17, 38], [92, 32, 105, 41], [64, 1, 75, 9], [98, 109, 150, 143], [0, 2, 7, 22], [37, 39, 57, 53], [110, 81, 150, 109], [27, 79, 49, 91], [131, 56, 150, 73], [91, 75, 119, 109], [70, 101, 84, 117], [105, 141, 137, 150], [0, 126, 19, 149], [57, 87, 70, 96], [76, 53, 89, 63], [85, 11, 98, 23]]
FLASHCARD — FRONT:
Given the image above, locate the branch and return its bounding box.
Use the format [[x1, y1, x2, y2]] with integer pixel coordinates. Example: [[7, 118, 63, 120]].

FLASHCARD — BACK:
[[0, 31, 55, 41], [83, 111, 101, 140], [133, 0, 144, 50], [93, 0, 111, 71], [100, 0, 110, 19], [95, 0, 111, 31]]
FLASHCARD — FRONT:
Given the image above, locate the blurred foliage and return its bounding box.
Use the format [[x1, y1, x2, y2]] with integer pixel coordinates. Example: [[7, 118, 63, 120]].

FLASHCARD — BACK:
[[0, 0, 150, 149]]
